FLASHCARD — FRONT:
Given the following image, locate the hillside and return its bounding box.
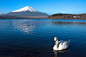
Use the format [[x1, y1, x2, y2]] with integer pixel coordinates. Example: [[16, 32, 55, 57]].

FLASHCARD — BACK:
[[47, 13, 86, 19]]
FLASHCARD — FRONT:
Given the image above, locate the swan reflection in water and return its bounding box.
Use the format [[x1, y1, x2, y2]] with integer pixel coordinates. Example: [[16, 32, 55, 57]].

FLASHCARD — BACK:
[[13, 20, 36, 34], [53, 48, 69, 57]]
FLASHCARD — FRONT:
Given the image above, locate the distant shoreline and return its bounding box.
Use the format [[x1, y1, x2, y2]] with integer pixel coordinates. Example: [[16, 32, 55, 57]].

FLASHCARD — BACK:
[[48, 13, 86, 19], [0, 18, 86, 20]]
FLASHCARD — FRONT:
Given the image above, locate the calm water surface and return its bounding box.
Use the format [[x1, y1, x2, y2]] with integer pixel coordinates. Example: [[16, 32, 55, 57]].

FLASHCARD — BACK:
[[0, 19, 86, 57]]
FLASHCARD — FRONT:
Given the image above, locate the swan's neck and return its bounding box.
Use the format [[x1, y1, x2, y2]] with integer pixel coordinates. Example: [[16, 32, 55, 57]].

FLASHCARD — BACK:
[[56, 40, 59, 48]]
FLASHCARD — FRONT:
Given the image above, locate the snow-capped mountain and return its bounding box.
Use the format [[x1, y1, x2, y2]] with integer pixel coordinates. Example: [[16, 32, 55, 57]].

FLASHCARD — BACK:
[[1, 6, 49, 19], [12, 6, 37, 12]]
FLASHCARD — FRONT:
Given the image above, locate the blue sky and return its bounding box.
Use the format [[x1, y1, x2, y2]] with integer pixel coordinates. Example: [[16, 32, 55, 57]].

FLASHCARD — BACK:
[[0, 0, 86, 15]]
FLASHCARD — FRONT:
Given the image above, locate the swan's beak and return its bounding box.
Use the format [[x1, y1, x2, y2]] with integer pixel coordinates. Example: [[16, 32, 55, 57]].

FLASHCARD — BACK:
[[55, 41, 56, 44]]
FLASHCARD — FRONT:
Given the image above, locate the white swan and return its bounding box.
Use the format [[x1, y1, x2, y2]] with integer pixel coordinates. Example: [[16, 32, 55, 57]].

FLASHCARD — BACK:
[[53, 37, 70, 50]]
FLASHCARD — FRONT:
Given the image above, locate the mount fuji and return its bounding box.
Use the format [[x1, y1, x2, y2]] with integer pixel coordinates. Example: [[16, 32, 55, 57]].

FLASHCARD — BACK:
[[12, 6, 37, 12], [0, 6, 49, 19]]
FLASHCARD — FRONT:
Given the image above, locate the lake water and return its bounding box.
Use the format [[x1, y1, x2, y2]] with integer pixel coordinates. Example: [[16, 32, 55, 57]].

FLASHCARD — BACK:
[[0, 19, 86, 57]]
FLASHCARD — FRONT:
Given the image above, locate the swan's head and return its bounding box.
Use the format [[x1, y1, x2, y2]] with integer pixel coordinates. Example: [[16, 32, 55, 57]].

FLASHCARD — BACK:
[[54, 37, 58, 45], [54, 37, 58, 41]]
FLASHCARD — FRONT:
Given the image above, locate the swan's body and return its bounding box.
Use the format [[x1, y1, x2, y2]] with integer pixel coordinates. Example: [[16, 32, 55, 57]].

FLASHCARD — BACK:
[[53, 37, 70, 50]]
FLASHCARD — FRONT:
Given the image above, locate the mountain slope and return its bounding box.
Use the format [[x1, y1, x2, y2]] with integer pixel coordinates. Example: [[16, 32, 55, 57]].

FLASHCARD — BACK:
[[7, 11, 49, 16], [0, 15, 25, 19]]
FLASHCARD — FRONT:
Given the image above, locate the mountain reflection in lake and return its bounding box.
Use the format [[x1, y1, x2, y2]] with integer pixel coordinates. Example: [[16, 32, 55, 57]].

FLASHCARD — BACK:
[[0, 19, 86, 57], [13, 20, 36, 34]]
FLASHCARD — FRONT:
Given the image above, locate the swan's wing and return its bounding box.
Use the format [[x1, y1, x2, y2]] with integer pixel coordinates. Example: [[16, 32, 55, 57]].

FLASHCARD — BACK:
[[58, 40, 65, 48], [58, 40, 70, 49], [59, 40, 70, 45], [59, 40, 65, 44]]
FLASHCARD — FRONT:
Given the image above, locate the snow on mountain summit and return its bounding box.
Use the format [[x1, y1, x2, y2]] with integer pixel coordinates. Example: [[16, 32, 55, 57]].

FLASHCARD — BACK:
[[12, 6, 37, 12]]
